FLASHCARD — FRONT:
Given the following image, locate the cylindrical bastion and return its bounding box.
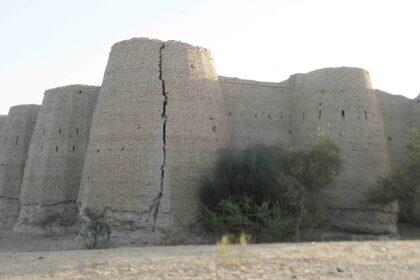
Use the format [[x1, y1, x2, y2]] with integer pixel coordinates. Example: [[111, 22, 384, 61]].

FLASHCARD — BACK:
[[289, 67, 397, 235], [77, 38, 229, 245], [0, 105, 40, 229], [14, 85, 99, 233]]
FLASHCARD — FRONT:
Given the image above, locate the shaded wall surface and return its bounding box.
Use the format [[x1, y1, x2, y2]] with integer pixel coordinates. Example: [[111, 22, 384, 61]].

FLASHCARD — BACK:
[[15, 85, 99, 233], [288, 68, 397, 234], [0, 105, 40, 229], [78, 38, 228, 244], [220, 77, 292, 150]]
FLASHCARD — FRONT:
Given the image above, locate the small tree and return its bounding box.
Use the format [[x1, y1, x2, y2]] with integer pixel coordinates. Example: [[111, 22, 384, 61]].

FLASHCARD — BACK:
[[201, 133, 342, 242], [79, 208, 111, 249], [368, 129, 420, 205], [279, 133, 342, 241]]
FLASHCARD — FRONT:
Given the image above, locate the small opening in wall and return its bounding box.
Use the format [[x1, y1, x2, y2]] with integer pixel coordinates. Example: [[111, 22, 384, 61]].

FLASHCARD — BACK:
[[268, 114, 271, 119], [59, 129, 62, 134], [228, 112, 231, 116], [97, 149, 100, 153], [56, 146, 58, 153], [318, 110, 322, 119], [15, 136, 19, 145], [209, 116, 214, 120], [76, 128, 79, 135], [79, 90, 82, 94], [341, 110, 345, 119], [364, 111, 368, 120], [121, 147, 125, 151], [388, 136, 392, 141], [319, 102, 322, 106], [241, 113, 243, 117], [41, 146, 43, 151], [254, 114, 257, 118], [138, 126, 141, 130], [14, 154, 16, 158], [212, 126, 217, 132], [281, 115, 283, 120], [72, 146, 75, 152]]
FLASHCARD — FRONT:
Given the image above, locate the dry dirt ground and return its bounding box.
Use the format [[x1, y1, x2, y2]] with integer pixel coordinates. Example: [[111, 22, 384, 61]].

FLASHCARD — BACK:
[[1, 224, 420, 279]]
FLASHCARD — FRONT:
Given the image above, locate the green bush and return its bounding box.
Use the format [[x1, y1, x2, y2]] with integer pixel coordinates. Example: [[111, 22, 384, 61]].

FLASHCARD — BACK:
[[201, 133, 342, 242], [202, 195, 295, 242], [368, 129, 420, 204], [79, 208, 111, 249]]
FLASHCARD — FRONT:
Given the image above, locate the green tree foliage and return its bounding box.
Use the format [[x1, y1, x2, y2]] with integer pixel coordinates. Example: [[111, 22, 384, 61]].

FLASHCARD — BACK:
[[79, 208, 111, 249], [368, 129, 420, 204], [201, 133, 342, 242]]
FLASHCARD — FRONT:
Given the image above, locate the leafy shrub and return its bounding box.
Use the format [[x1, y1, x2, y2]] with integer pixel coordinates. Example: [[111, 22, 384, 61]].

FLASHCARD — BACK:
[[202, 195, 295, 242], [368, 129, 420, 204], [201, 133, 342, 242], [79, 208, 111, 249]]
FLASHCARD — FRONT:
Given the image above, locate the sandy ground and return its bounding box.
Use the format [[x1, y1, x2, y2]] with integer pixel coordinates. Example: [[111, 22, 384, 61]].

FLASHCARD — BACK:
[[1, 224, 420, 279], [1, 240, 420, 279]]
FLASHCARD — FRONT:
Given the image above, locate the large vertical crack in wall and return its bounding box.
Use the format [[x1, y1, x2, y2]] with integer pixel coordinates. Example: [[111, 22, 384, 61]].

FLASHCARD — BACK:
[[151, 42, 167, 232]]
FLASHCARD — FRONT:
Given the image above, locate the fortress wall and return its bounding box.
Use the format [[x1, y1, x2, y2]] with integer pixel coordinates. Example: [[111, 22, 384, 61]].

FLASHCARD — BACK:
[[376, 91, 413, 222], [0, 105, 40, 229], [78, 39, 229, 244], [219, 77, 292, 150], [289, 67, 397, 234], [14, 85, 99, 233], [409, 96, 420, 224], [77, 38, 165, 244], [0, 116, 6, 132], [376, 91, 412, 167], [161, 41, 229, 242]]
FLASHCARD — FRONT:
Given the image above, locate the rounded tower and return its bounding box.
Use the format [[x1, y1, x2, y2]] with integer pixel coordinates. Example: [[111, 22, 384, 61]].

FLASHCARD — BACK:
[[78, 38, 228, 244], [14, 85, 99, 233], [289, 67, 397, 235], [0, 105, 40, 229]]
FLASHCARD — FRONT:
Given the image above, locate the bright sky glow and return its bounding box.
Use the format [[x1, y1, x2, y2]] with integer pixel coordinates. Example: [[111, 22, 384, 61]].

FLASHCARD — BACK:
[[0, 0, 419, 114]]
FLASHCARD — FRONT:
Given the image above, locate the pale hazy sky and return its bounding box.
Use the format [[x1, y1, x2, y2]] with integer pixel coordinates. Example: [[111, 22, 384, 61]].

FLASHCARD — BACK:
[[0, 0, 419, 114]]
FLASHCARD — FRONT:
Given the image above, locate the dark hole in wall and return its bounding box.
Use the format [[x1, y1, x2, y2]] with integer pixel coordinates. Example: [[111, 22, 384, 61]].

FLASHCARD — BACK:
[[268, 114, 271, 119], [388, 136, 392, 141], [121, 147, 125, 151], [138, 126, 141, 130], [255, 114, 257, 118], [97, 149, 100, 153], [364, 111, 368, 120], [212, 126, 217, 132], [56, 146, 58, 153], [79, 90, 82, 94], [318, 110, 322, 119], [241, 113, 243, 117], [76, 128, 79, 135], [228, 112, 231, 116], [41, 146, 43, 151], [281, 115, 283, 119], [15, 136, 19, 145], [209, 116, 214, 120], [341, 110, 345, 119], [72, 146, 75, 152], [319, 102, 322, 106], [59, 129, 62, 134]]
